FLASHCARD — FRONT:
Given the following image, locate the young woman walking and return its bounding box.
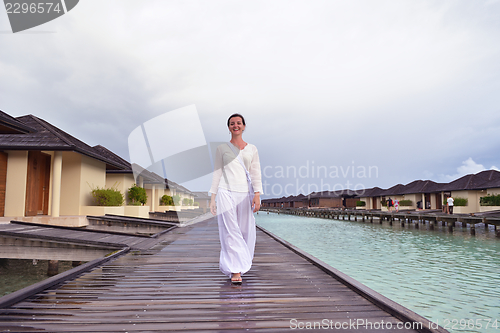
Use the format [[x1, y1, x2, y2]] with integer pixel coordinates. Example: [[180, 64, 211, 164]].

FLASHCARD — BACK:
[[209, 114, 263, 285]]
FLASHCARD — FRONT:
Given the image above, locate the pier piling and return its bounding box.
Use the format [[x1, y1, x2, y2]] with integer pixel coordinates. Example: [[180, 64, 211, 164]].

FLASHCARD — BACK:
[[47, 260, 59, 277]]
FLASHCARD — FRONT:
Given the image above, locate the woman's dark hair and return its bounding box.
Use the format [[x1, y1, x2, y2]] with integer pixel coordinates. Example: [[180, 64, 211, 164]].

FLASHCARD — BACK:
[[227, 113, 246, 127]]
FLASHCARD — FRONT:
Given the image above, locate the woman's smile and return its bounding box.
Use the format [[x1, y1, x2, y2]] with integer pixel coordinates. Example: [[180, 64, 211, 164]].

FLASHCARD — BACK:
[[229, 117, 245, 135]]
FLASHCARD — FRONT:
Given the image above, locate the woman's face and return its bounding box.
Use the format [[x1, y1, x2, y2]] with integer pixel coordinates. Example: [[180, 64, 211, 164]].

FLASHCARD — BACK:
[[228, 116, 245, 136]]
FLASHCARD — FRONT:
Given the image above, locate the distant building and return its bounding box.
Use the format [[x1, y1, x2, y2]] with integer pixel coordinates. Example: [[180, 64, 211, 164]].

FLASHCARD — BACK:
[[192, 191, 210, 212], [262, 170, 500, 214]]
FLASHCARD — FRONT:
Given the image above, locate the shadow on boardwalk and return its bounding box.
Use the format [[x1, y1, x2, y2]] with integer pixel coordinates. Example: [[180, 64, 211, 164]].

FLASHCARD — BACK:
[[0, 216, 445, 332]]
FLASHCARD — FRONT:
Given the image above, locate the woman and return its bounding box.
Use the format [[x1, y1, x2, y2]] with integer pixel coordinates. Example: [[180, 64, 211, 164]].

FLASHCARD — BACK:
[[209, 114, 263, 285]]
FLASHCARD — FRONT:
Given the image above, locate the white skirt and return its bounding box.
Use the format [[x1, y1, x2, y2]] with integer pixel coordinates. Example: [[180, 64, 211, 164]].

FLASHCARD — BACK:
[[216, 187, 256, 277]]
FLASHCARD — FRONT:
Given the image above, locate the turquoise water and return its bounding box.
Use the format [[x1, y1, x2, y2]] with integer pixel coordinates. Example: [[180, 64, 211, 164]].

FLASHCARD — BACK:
[[255, 212, 500, 333]]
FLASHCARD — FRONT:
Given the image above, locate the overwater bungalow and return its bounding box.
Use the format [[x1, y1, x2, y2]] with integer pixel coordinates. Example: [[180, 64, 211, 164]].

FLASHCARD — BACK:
[[305, 190, 359, 209], [278, 195, 289, 208], [270, 170, 500, 214], [355, 187, 384, 210], [398, 180, 445, 211], [262, 196, 285, 208], [355, 180, 447, 211], [289, 193, 307, 208], [439, 170, 500, 214], [192, 191, 210, 212], [0, 110, 196, 225], [0, 110, 137, 224]]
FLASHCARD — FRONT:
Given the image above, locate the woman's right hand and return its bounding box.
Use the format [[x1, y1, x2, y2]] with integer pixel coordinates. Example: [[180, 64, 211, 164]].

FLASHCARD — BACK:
[[210, 194, 217, 216]]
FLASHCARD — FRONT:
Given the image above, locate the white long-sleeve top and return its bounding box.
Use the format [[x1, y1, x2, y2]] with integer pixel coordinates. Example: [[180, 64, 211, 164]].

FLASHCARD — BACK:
[[209, 142, 264, 195]]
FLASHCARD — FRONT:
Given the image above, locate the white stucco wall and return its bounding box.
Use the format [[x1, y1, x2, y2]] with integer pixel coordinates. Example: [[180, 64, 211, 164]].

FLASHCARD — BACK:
[[60, 152, 106, 215], [106, 173, 135, 204]]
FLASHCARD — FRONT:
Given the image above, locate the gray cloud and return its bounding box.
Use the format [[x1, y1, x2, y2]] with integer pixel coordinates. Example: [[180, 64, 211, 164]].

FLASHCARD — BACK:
[[1, 0, 500, 196]]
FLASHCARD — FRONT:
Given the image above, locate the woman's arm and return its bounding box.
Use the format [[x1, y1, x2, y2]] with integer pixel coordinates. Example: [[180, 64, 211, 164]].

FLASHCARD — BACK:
[[210, 193, 217, 216], [252, 192, 261, 213], [249, 146, 263, 195]]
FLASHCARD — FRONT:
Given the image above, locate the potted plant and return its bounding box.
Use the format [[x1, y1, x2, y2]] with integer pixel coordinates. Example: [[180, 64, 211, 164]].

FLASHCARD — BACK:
[[128, 184, 148, 206]]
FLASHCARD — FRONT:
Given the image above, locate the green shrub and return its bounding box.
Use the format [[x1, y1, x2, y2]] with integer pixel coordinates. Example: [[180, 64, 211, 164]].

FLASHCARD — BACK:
[[182, 198, 190, 205], [127, 184, 147, 205], [160, 195, 174, 206], [399, 200, 412, 206], [454, 197, 468, 206], [480, 194, 500, 206], [356, 200, 366, 207], [91, 186, 124, 206], [173, 195, 181, 206]]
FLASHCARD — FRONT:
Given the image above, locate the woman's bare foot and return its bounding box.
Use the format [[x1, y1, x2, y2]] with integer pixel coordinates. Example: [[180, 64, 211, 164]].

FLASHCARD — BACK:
[[231, 273, 242, 284]]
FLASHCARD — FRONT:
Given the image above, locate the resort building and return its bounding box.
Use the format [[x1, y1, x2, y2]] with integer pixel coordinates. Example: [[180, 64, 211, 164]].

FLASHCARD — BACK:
[[0, 110, 196, 225], [288, 194, 307, 208], [306, 190, 359, 209], [438, 170, 500, 214], [263, 170, 500, 214], [358, 181, 445, 211], [356, 187, 384, 210], [192, 191, 211, 212]]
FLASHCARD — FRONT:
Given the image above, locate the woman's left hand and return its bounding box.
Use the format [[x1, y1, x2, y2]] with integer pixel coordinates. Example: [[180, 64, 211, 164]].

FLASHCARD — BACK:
[[252, 192, 261, 213]]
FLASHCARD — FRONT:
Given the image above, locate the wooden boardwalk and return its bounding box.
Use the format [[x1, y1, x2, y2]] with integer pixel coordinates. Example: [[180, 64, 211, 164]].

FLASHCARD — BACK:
[[0, 216, 444, 332]]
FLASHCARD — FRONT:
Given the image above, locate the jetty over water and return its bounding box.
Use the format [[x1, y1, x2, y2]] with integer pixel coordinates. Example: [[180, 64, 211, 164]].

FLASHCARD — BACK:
[[0, 215, 446, 332], [264, 207, 500, 237]]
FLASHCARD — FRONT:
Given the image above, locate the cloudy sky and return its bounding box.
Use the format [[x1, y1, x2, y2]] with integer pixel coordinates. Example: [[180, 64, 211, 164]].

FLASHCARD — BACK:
[[1, 0, 500, 198]]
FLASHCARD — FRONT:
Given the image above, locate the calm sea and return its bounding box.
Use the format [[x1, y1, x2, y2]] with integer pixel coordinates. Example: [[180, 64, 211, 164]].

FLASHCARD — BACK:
[[255, 212, 500, 333]]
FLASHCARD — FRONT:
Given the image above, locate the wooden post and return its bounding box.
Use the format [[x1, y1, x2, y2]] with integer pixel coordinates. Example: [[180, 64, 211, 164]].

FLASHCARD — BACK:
[[47, 260, 59, 277], [50, 151, 63, 217], [471, 223, 476, 235]]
